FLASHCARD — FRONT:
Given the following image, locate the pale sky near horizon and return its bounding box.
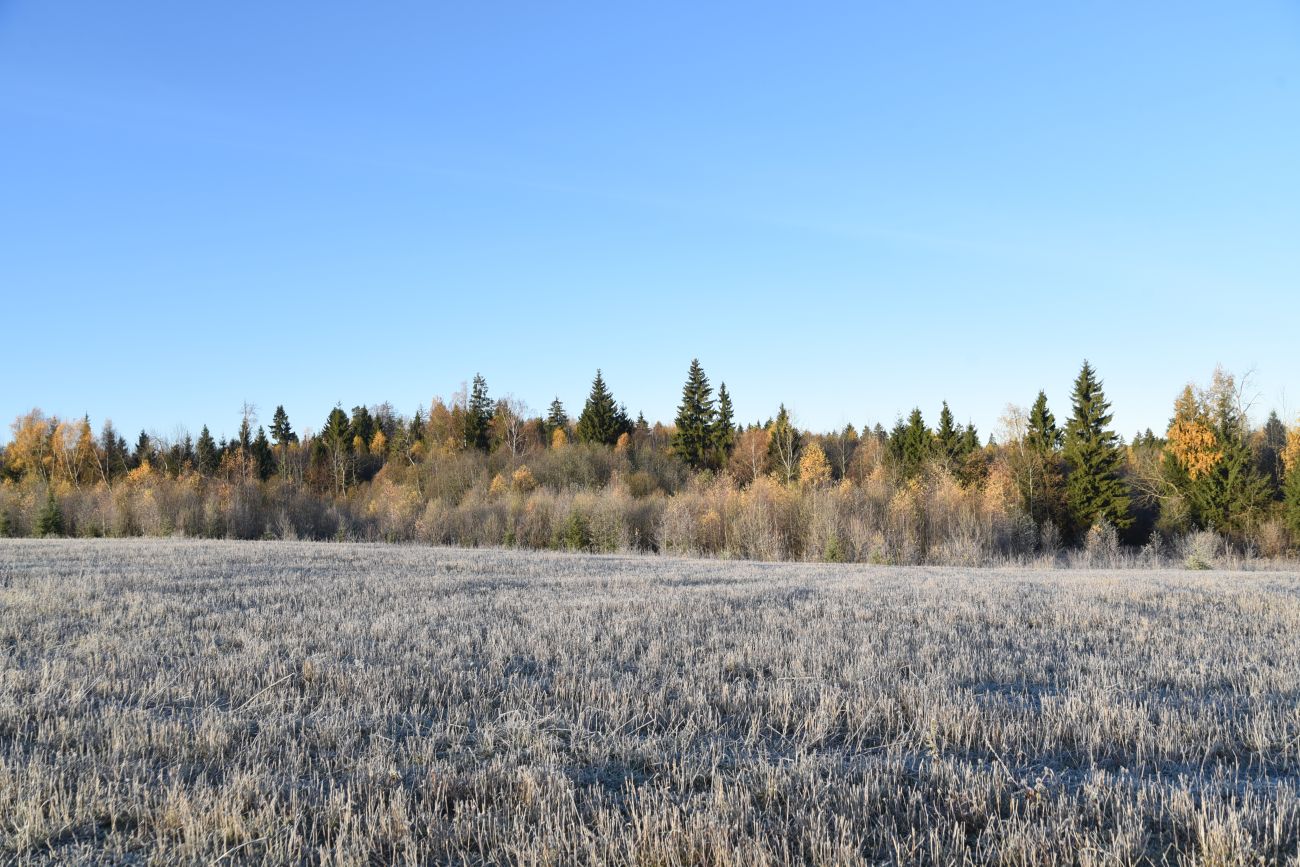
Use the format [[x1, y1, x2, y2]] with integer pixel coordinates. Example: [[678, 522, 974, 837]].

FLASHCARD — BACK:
[[2, 3, 1298, 443]]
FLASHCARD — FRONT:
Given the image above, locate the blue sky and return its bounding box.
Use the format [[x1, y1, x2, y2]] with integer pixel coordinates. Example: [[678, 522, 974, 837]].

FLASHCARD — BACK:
[[2, 2, 1298, 443]]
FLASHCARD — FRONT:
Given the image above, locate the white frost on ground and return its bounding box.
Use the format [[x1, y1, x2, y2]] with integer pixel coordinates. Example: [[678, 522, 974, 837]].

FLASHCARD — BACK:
[[1, 538, 1298, 864]]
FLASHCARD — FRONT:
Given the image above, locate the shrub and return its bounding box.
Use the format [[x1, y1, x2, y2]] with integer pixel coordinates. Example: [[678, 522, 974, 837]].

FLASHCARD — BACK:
[[1083, 520, 1120, 567], [556, 510, 592, 551], [1179, 530, 1224, 570], [35, 490, 64, 537], [511, 465, 537, 493]]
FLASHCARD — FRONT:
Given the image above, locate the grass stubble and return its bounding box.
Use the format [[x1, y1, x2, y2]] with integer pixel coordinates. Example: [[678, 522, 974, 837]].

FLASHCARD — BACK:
[[1, 539, 1298, 865]]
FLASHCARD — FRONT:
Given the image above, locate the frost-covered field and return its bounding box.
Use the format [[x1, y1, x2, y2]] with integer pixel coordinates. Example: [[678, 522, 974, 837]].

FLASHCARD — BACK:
[[1, 540, 1299, 865]]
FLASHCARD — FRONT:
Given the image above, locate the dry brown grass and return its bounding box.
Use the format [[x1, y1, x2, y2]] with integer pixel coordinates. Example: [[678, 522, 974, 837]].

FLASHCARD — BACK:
[[2, 539, 1299, 865]]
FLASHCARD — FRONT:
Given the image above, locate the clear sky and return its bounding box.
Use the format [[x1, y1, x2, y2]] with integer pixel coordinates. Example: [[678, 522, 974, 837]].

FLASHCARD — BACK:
[[2, 2, 1298, 444]]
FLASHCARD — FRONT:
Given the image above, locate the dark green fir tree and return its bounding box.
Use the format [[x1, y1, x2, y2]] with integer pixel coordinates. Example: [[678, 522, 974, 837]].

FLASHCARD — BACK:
[[463, 374, 493, 451], [935, 402, 962, 467], [713, 382, 736, 461], [672, 359, 717, 470], [36, 488, 64, 537], [1027, 390, 1061, 454], [196, 425, 218, 477], [576, 370, 622, 445], [1062, 361, 1132, 535], [253, 427, 275, 481], [270, 405, 297, 446], [546, 397, 569, 436]]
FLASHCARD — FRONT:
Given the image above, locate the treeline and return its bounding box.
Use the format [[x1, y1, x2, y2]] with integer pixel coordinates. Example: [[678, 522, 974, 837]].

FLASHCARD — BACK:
[[3, 360, 1299, 566]]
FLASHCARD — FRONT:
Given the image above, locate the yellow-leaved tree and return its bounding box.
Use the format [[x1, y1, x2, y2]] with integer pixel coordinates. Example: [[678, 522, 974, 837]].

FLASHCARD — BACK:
[[1165, 385, 1219, 481], [1285, 420, 1300, 536], [7, 409, 55, 483], [511, 465, 537, 492], [798, 442, 832, 488], [74, 417, 99, 486], [1282, 420, 1300, 476]]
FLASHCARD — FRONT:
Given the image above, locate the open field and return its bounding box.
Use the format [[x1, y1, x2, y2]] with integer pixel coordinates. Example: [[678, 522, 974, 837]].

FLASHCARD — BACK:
[[2, 541, 1299, 865]]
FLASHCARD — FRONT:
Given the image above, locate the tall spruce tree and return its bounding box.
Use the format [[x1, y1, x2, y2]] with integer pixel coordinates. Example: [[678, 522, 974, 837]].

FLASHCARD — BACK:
[[236, 416, 256, 481], [253, 427, 275, 481], [714, 383, 736, 461], [890, 408, 931, 480], [887, 416, 908, 468], [36, 488, 63, 537], [270, 405, 297, 446], [1258, 410, 1286, 497], [767, 404, 801, 484], [1187, 376, 1271, 537], [196, 426, 217, 477], [1018, 391, 1066, 529], [546, 398, 569, 436], [463, 374, 493, 451], [408, 407, 426, 444], [1062, 361, 1132, 535], [673, 359, 717, 470], [99, 421, 129, 480], [350, 406, 376, 451], [576, 370, 622, 445], [1026, 390, 1061, 453], [132, 431, 152, 468], [1285, 445, 1300, 538], [935, 402, 961, 468], [180, 434, 195, 472], [318, 406, 353, 495]]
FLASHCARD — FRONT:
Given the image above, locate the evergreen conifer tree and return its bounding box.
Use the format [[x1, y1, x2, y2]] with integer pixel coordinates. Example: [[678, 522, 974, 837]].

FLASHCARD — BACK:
[[270, 405, 297, 446], [673, 359, 717, 470], [546, 398, 569, 436], [1187, 377, 1271, 537], [318, 406, 353, 495], [463, 374, 493, 451], [935, 402, 961, 468], [36, 489, 63, 537], [892, 408, 931, 480], [1018, 390, 1066, 528], [253, 427, 275, 481], [1285, 447, 1300, 538], [196, 426, 217, 477], [1062, 361, 1132, 535], [180, 434, 195, 470], [1026, 391, 1061, 453], [1258, 410, 1286, 497], [235, 416, 256, 481], [576, 370, 622, 445], [887, 416, 908, 468], [408, 407, 426, 444], [350, 406, 376, 450], [132, 431, 152, 468], [99, 421, 128, 480], [714, 383, 736, 461], [767, 404, 801, 484]]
